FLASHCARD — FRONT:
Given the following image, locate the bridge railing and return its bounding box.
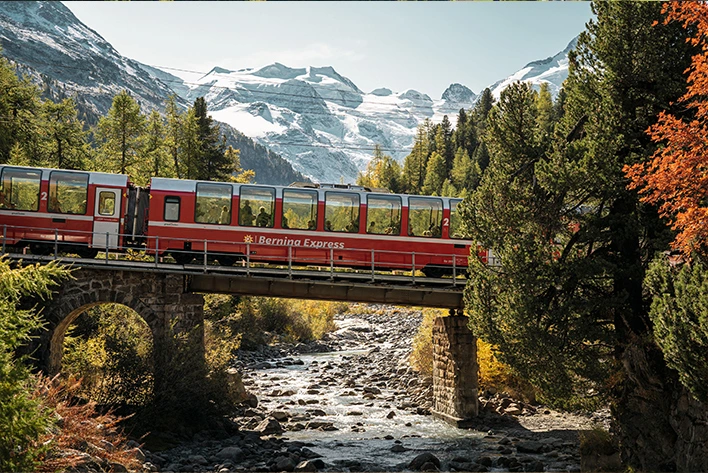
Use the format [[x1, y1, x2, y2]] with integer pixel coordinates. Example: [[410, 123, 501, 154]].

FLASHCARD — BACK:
[[1, 224, 471, 285]]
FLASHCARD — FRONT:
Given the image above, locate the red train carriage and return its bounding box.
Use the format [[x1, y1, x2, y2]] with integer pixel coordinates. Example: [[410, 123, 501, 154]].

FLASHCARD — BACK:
[[0, 165, 143, 256], [147, 178, 482, 277], [0, 164, 486, 277]]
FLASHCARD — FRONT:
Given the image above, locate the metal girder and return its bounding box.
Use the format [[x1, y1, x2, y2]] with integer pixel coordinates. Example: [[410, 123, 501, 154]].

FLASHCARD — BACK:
[[188, 274, 464, 309]]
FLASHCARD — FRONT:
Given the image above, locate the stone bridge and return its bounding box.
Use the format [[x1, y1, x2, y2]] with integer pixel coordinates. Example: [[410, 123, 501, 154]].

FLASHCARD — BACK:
[[27, 266, 478, 425], [30, 268, 206, 401]]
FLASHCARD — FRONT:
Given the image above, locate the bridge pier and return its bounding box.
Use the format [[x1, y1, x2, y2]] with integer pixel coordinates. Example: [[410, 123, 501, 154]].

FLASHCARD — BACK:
[[432, 315, 479, 427], [31, 269, 206, 404]]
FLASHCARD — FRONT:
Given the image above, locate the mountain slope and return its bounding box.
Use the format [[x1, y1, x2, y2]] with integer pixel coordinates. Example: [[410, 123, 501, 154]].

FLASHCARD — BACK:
[[489, 36, 577, 99], [0, 1, 305, 185]]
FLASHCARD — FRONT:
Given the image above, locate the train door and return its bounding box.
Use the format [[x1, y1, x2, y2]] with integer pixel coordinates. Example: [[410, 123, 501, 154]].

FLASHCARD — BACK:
[[92, 188, 121, 249]]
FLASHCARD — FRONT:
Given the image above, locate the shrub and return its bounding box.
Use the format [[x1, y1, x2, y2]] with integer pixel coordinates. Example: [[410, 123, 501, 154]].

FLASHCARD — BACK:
[[0, 259, 68, 472], [409, 308, 447, 377], [36, 376, 142, 473], [62, 304, 154, 406], [204, 295, 346, 350]]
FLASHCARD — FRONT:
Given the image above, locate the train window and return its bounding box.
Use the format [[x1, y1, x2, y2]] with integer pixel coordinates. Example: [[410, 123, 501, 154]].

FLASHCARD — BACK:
[[98, 192, 116, 216], [164, 196, 180, 222], [195, 183, 232, 225], [239, 186, 275, 228], [449, 199, 465, 239], [0, 167, 41, 211], [49, 171, 88, 214], [367, 195, 401, 235], [408, 197, 443, 238], [282, 189, 318, 230], [325, 192, 360, 233]]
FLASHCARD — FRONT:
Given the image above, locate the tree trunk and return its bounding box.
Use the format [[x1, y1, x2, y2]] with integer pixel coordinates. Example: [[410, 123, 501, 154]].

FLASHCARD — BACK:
[[614, 339, 708, 471]]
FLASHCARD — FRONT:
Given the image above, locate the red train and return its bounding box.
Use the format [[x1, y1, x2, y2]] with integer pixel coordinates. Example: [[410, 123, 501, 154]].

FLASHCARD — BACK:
[[0, 165, 484, 277]]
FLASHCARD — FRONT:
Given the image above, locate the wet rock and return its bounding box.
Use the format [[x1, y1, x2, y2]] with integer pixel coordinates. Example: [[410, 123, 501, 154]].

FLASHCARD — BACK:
[[525, 459, 545, 471], [272, 455, 298, 472], [188, 454, 208, 465], [255, 418, 283, 435], [517, 441, 544, 454], [271, 411, 290, 422], [476, 456, 493, 467], [409, 453, 441, 470], [391, 444, 408, 453], [295, 460, 318, 472], [386, 411, 396, 419], [216, 446, 243, 461]]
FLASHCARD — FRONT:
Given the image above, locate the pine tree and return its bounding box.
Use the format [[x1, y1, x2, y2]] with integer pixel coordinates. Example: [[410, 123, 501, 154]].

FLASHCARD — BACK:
[[40, 98, 92, 170], [0, 50, 42, 164], [422, 151, 446, 196], [165, 95, 184, 179], [402, 125, 430, 194], [226, 146, 255, 184], [140, 110, 173, 185], [193, 97, 231, 182], [95, 91, 146, 175], [436, 115, 454, 173], [463, 2, 703, 468]]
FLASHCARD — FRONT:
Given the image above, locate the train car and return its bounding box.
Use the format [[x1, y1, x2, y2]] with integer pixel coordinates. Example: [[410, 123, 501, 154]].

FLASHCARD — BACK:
[[0, 164, 485, 277], [147, 177, 482, 277], [0, 164, 145, 256]]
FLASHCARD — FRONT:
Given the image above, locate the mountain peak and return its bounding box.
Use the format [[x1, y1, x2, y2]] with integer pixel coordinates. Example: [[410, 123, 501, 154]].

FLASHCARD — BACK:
[[253, 63, 306, 80], [441, 83, 476, 103], [207, 66, 233, 75]]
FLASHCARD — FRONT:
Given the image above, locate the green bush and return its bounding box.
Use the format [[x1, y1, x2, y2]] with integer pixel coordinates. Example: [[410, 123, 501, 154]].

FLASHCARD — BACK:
[[62, 304, 154, 406], [0, 259, 68, 471], [645, 256, 708, 402], [204, 295, 345, 350]]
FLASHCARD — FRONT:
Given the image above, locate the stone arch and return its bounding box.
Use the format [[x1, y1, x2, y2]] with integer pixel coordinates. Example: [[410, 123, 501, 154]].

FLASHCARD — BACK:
[[47, 296, 157, 376], [31, 268, 206, 400]]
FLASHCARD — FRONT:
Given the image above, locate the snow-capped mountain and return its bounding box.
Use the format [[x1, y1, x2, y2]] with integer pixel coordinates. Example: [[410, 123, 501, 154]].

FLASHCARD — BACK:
[[157, 63, 477, 182], [0, 1, 178, 120], [0, 1, 578, 184], [489, 36, 577, 100]]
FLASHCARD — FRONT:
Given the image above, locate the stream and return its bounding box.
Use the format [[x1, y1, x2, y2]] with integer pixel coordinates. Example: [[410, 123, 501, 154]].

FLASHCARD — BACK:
[[145, 306, 595, 472]]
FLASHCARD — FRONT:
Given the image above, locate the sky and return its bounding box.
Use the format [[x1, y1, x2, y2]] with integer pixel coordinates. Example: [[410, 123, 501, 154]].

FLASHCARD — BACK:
[[64, 1, 593, 100]]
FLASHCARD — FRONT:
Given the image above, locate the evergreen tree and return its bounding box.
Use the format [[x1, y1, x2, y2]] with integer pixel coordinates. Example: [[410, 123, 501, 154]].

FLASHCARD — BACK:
[[0, 50, 41, 164], [436, 115, 454, 173], [180, 108, 201, 181], [535, 83, 554, 151], [95, 91, 146, 175], [140, 110, 173, 185], [193, 97, 231, 182], [402, 125, 430, 194], [165, 95, 184, 179], [463, 2, 702, 468], [40, 98, 91, 170], [451, 147, 480, 193], [226, 145, 255, 184], [422, 151, 446, 196]]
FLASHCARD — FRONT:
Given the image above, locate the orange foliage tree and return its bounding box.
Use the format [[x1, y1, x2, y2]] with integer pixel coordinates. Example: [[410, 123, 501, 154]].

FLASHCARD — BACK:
[[625, 2, 708, 256]]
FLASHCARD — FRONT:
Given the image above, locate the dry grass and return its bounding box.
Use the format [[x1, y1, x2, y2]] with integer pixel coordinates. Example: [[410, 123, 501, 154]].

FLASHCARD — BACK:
[[36, 376, 142, 473]]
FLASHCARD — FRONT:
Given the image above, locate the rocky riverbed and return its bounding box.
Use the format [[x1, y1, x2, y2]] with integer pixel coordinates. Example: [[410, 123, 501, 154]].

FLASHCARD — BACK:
[[141, 304, 611, 472]]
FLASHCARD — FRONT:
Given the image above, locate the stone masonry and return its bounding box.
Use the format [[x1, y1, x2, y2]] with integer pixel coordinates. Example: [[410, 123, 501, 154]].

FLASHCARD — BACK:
[[30, 269, 206, 399], [432, 315, 478, 427]]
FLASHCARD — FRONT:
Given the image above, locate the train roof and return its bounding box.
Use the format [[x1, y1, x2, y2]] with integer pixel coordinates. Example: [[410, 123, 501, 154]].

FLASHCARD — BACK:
[[150, 177, 463, 203], [0, 164, 129, 187]]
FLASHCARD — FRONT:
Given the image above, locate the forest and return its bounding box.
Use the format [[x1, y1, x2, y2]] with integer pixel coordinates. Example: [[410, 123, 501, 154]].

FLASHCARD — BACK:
[[3, 1, 708, 471]]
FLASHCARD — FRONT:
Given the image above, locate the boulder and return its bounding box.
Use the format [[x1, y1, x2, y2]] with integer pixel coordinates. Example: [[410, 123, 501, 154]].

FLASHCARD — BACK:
[[409, 453, 441, 471], [256, 418, 283, 435]]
